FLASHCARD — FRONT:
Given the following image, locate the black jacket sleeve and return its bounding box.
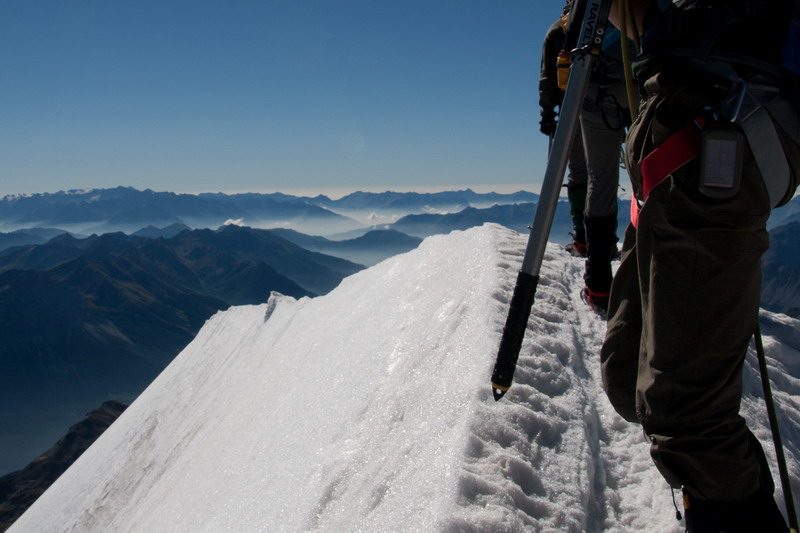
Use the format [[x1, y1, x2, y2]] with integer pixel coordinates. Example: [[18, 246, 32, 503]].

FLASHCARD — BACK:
[[539, 18, 566, 114]]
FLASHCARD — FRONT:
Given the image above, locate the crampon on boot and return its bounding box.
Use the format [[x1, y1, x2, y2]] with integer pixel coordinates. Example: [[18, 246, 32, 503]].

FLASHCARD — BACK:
[[565, 240, 588, 257], [580, 286, 609, 314], [565, 229, 587, 257]]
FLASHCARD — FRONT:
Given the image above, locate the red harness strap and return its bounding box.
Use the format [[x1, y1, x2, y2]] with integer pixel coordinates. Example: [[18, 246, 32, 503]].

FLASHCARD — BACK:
[[630, 116, 705, 227]]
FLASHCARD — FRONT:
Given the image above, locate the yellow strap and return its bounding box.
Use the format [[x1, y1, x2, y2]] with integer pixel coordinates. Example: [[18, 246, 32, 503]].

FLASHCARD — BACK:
[[491, 382, 509, 392], [619, 0, 639, 122]]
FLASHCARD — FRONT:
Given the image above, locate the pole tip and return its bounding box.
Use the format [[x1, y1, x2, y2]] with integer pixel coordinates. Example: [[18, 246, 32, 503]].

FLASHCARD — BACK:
[[492, 386, 508, 402]]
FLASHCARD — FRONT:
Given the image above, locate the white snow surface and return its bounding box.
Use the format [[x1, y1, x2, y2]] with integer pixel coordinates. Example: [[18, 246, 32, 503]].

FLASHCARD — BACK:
[[10, 224, 800, 533]]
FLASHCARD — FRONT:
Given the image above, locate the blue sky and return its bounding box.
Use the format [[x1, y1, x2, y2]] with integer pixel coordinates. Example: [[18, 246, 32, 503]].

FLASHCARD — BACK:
[[0, 1, 555, 198]]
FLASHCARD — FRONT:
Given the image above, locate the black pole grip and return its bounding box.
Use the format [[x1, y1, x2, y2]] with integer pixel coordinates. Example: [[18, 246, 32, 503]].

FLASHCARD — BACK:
[[491, 271, 539, 400]]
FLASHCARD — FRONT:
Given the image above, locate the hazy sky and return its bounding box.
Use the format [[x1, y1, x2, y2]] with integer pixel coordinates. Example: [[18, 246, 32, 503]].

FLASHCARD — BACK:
[[0, 1, 556, 197]]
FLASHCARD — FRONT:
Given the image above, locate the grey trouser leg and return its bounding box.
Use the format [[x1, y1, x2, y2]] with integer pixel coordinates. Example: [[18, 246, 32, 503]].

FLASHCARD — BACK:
[[565, 122, 587, 188], [580, 92, 627, 293], [566, 123, 588, 235], [580, 96, 625, 219]]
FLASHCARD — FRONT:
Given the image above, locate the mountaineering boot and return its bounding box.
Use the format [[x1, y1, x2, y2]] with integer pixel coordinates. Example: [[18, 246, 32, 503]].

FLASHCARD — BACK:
[[683, 489, 789, 532], [565, 228, 587, 257], [581, 286, 609, 314], [582, 213, 617, 313], [682, 432, 789, 532]]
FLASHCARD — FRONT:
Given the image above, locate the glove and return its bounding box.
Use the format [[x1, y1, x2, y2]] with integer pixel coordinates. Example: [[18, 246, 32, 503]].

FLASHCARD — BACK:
[[540, 110, 557, 136]]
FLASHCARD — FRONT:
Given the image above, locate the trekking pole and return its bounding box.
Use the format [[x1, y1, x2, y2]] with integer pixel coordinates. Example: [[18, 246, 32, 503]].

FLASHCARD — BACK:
[[754, 323, 799, 532], [491, 0, 612, 401]]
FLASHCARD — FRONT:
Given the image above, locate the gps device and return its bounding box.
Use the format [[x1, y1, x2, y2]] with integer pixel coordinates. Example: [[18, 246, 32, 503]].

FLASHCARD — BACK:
[[698, 123, 745, 199]]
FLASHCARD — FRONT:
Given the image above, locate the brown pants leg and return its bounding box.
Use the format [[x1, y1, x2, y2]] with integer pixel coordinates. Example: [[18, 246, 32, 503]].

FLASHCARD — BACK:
[[601, 70, 778, 503]]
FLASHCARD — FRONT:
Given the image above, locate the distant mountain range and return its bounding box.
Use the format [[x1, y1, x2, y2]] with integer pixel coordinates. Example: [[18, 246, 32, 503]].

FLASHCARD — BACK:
[[0, 187, 358, 236], [131, 222, 192, 239], [0, 228, 68, 251], [389, 201, 588, 242], [4, 185, 795, 242], [2, 186, 797, 230], [0, 224, 362, 475], [0, 186, 540, 236], [269, 228, 423, 267], [312, 189, 539, 214]]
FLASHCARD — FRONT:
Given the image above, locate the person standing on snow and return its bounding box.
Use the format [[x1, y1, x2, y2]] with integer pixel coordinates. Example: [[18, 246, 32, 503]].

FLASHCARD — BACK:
[[539, 3, 591, 257], [538, 0, 637, 314], [600, 0, 800, 530]]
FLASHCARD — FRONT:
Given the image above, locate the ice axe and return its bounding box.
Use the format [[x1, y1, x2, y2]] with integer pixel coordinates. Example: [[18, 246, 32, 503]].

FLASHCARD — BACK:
[[491, 0, 612, 401]]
